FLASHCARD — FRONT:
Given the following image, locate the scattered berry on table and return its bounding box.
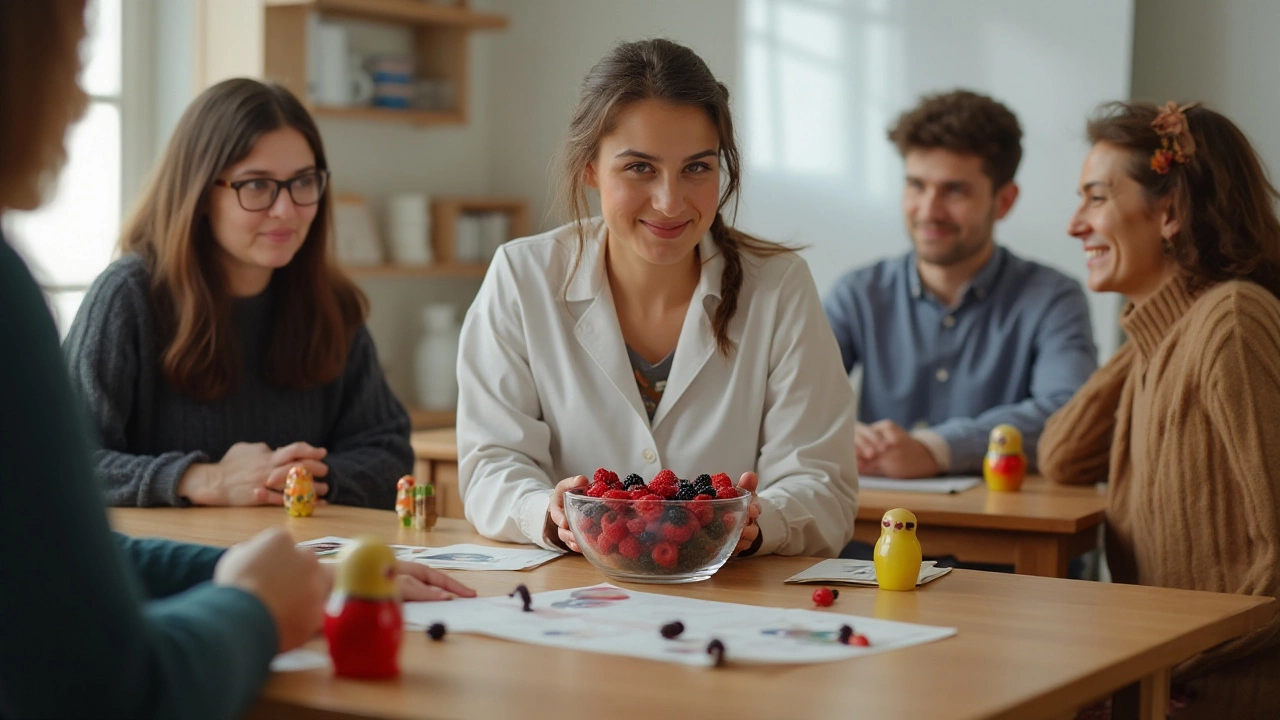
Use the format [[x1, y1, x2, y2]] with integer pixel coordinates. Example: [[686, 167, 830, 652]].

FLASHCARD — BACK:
[[706, 638, 726, 667], [837, 624, 853, 645], [509, 584, 532, 612], [812, 588, 839, 607], [852, 634, 870, 647], [660, 621, 685, 639], [426, 622, 447, 641]]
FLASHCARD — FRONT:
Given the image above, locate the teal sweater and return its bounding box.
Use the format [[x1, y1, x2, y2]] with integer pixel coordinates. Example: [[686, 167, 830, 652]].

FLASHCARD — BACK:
[[0, 236, 278, 719]]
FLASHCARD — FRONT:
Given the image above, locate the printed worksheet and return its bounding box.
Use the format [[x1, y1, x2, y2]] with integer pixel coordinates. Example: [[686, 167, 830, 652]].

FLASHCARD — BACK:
[[296, 536, 562, 570], [402, 583, 956, 667]]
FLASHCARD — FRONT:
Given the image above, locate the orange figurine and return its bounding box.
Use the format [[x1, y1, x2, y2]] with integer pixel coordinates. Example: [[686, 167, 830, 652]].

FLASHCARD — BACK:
[[324, 537, 403, 678], [395, 475, 415, 527], [283, 465, 315, 517], [982, 424, 1027, 492]]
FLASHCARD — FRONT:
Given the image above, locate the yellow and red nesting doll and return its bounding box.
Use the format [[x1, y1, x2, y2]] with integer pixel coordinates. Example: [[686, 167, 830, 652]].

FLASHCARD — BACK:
[[324, 536, 403, 678], [982, 424, 1027, 492]]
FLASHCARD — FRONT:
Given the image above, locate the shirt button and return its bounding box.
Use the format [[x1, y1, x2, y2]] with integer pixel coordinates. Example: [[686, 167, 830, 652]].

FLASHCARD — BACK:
[[935, 368, 949, 383], [942, 315, 956, 328], [643, 449, 657, 463]]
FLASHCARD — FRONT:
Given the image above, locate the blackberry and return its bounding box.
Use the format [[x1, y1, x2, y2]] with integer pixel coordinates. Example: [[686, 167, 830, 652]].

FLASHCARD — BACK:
[[636, 531, 658, 546], [509, 584, 532, 612], [660, 621, 685, 639], [706, 638, 726, 667], [663, 506, 692, 525], [426, 622, 447, 641], [837, 624, 853, 644], [693, 479, 714, 496], [623, 473, 646, 490], [694, 473, 712, 486], [674, 484, 699, 501]]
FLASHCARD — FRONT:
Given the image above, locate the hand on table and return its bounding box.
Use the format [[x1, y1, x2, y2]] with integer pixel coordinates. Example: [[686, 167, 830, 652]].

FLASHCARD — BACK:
[[179, 442, 330, 506], [214, 527, 327, 653], [855, 420, 941, 479]]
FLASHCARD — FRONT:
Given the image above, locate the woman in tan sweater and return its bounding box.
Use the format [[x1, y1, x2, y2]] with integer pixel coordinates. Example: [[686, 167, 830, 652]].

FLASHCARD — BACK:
[[1041, 101, 1280, 719]]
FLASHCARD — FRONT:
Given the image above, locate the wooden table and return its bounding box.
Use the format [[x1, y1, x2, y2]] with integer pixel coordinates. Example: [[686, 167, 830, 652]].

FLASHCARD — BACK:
[[413, 427, 1107, 578], [111, 506, 1274, 720]]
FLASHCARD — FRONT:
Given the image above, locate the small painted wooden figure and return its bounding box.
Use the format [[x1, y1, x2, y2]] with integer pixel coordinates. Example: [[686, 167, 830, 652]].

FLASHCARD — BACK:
[[412, 483, 437, 531], [874, 508, 922, 591], [395, 475, 415, 527], [324, 536, 403, 679], [283, 465, 315, 517], [982, 424, 1027, 492]]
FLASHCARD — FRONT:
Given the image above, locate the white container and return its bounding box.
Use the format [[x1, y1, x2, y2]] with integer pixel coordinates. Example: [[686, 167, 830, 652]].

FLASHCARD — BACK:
[[386, 193, 432, 266], [480, 211, 510, 261], [455, 213, 483, 263], [415, 304, 460, 411]]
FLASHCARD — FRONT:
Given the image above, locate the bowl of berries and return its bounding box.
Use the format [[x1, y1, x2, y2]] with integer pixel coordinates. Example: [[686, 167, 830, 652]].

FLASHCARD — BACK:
[[564, 469, 752, 584]]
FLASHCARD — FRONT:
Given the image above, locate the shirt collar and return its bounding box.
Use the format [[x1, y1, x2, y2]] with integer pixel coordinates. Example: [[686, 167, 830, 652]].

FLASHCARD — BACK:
[[907, 245, 1006, 305], [565, 218, 723, 304]]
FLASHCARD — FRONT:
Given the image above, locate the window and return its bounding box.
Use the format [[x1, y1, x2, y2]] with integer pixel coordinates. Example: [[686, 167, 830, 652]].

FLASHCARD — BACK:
[[3, 0, 123, 335]]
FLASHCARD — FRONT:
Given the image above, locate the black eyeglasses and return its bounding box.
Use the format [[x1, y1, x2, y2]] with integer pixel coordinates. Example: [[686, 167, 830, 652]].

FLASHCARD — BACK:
[[212, 170, 329, 211]]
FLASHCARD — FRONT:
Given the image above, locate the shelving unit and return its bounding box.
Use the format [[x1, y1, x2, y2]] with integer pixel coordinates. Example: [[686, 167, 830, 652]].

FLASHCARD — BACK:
[[430, 196, 531, 264], [408, 407, 455, 430], [343, 263, 487, 279], [201, 0, 509, 126]]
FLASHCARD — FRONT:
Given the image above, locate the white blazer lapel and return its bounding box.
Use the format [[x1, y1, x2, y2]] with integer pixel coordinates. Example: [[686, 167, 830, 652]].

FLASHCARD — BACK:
[[651, 234, 725, 430], [568, 222, 648, 423]]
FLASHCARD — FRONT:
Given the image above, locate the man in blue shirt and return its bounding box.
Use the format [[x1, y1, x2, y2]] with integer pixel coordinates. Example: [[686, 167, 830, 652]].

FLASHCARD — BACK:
[[825, 90, 1097, 479]]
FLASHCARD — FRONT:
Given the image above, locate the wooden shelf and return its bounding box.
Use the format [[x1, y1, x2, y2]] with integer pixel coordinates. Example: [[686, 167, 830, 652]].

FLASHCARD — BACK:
[[312, 104, 465, 126], [266, 0, 508, 29], [343, 263, 486, 279], [408, 407, 455, 430]]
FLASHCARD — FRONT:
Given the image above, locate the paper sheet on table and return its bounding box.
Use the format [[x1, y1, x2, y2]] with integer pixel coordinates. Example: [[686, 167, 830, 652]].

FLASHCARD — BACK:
[[784, 558, 952, 587], [859, 476, 982, 494], [270, 648, 331, 672], [296, 536, 562, 570], [402, 583, 955, 667]]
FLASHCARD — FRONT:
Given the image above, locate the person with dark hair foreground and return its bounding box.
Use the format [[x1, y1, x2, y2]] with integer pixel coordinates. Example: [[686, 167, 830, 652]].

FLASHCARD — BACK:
[[824, 90, 1097, 482], [1041, 101, 1280, 719]]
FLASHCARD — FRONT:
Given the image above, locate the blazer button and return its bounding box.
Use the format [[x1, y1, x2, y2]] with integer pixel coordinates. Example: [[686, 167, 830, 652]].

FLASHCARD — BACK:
[[935, 368, 949, 383], [643, 449, 657, 463]]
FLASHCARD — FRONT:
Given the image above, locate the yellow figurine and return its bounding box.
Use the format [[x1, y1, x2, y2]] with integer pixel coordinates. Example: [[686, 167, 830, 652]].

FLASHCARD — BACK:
[[874, 508, 923, 591], [323, 537, 403, 678], [283, 465, 315, 517], [395, 475, 415, 527], [982, 424, 1027, 492]]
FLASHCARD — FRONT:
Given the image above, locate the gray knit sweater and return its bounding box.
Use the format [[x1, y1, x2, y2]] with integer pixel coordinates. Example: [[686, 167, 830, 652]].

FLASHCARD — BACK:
[[63, 255, 412, 509]]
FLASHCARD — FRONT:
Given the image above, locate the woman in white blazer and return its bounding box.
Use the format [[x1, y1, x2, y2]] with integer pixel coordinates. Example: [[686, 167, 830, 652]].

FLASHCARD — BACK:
[[456, 38, 859, 558]]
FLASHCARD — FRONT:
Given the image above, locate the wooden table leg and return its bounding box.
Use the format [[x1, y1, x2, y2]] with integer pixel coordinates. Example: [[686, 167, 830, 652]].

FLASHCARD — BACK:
[[1012, 534, 1069, 577], [1112, 667, 1170, 720]]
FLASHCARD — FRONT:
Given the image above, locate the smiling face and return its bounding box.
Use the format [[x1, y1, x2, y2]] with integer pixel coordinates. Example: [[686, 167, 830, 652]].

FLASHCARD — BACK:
[[207, 127, 320, 297], [586, 99, 721, 272], [902, 148, 1016, 268], [1068, 142, 1179, 304]]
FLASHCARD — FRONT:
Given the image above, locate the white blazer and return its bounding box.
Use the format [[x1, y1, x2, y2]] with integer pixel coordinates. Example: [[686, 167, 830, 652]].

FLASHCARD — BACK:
[[456, 219, 859, 556]]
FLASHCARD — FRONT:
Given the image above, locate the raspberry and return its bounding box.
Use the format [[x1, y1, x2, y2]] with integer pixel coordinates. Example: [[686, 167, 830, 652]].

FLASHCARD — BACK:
[[649, 480, 678, 499], [710, 473, 732, 491], [577, 515, 595, 532], [688, 500, 714, 526], [694, 493, 713, 502], [593, 468, 614, 485], [618, 536, 642, 559], [652, 469, 678, 485], [852, 634, 870, 647], [652, 541, 679, 568], [628, 488, 648, 500], [600, 510, 624, 534], [603, 489, 632, 511], [660, 521, 695, 544], [622, 473, 646, 490], [812, 588, 839, 607], [586, 482, 609, 498], [715, 486, 740, 500], [721, 511, 739, 528], [634, 496, 664, 520], [626, 516, 648, 534]]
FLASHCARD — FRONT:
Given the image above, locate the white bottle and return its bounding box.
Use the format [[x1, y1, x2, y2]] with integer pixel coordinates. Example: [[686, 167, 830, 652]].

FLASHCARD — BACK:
[[415, 304, 460, 411]]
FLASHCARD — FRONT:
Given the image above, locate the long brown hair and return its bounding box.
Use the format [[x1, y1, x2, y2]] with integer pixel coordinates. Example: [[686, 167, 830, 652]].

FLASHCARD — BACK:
[[0, 0, 88, 210], [121, 79, 366, 401], [558, 38, 788, 356], [1087, 101, 1280, 299]]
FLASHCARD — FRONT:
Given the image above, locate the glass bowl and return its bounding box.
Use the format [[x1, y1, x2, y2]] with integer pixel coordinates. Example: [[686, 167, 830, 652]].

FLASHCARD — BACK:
[[564, 488, 751, 584]]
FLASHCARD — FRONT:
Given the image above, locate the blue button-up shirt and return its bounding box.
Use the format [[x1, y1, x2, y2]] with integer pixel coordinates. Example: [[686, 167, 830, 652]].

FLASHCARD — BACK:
[[823, 246, 1097, 472]]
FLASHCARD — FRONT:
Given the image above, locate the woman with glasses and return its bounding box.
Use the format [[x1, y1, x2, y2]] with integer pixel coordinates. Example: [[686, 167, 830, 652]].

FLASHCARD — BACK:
[[63, 78, 413, 509]]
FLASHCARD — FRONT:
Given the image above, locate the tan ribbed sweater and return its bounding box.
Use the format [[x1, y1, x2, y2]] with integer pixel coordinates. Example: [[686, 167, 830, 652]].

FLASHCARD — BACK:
[[1040, 276, 1280, 719]]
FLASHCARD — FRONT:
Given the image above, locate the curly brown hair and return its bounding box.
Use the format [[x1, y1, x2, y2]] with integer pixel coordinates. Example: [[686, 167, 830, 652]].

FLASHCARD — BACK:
[[1087, 101, 1280, 300], [888, 89, 1023, 189]]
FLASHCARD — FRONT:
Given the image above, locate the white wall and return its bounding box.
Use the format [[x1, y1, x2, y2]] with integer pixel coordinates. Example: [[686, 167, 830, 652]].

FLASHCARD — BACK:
[[1132, 0, 1280, 178], [734, 0, 1133, 360]]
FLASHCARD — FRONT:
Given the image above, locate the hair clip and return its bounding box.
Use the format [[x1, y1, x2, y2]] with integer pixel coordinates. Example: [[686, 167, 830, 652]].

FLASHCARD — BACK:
[[1150, 101, 1199, 174]]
